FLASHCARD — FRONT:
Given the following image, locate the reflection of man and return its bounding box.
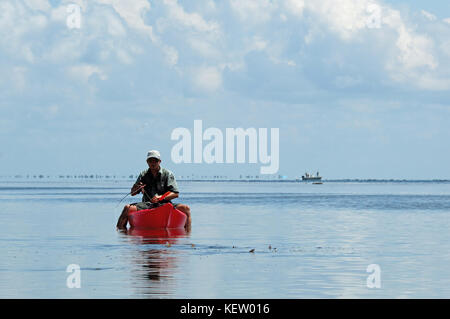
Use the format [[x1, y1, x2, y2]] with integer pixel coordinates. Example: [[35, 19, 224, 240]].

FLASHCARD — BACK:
[[116, 150, 191, 230]]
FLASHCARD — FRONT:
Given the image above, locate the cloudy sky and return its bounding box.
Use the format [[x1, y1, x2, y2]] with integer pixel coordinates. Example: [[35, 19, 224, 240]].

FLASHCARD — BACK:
[[1, 0, 450, 179]]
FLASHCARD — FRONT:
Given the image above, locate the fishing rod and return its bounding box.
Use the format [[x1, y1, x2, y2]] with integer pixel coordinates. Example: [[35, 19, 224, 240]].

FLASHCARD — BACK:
[[115, 184, 145, 208]]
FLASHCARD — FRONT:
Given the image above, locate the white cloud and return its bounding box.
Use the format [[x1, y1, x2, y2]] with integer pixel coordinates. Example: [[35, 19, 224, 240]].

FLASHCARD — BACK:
[[290, 0, 442, 88], [116, 49, 133, 64], [230, 0, 277, 24], [441, 40, 450, 58], [163, 0, 219, 34], [49, 5, 67, 22], [421, 10, 437, 22], [162, 45, 179, 65], [159, 0, 222, 62], [380, 7, 441, 88], [96, 0, 154, 39], [43, 34, 85, 63], [1, 0, 449, 100], [192, 66, 222, 92], [68, 64, 107, 82], [394, 26, 436, 70], [0, 1, 49, 63], [95, 0, 179, 65], [410, 73, 450, 91], [284, 0, 305, 17], [105, 11, 127, 37], [24, 0, 51, 11], [281, 1, 438, 74], [248, 36, 268, 51], [187, 37, 221, 58], [305, 0, 373, 40]]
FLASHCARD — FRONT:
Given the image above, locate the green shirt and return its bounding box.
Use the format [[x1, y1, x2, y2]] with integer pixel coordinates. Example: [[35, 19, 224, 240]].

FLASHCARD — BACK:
[[135, 167, 179, 202]]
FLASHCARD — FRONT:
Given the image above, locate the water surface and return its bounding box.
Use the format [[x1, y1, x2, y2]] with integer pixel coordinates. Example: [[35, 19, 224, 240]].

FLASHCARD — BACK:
[[1, 180, 449, 298]]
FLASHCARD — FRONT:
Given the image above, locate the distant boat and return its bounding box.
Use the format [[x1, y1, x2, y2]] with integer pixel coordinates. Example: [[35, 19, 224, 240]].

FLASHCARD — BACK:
[[301, 171, 322, 181]]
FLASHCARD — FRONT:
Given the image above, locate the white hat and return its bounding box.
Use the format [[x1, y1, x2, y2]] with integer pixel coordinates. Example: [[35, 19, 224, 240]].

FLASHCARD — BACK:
[[146, 150, 161, 161]]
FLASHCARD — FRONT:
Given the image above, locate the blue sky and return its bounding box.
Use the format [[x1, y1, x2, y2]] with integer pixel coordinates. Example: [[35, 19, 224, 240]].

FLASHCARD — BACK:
[[1, 0, 450, 179]]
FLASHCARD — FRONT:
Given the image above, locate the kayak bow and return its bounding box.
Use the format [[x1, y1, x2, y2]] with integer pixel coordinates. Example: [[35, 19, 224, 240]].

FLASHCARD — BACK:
[[128, 203, 187, 229]]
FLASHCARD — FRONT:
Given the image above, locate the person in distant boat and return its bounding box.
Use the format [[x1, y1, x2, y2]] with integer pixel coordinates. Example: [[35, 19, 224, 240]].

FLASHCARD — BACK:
[[116, 150, 191, 231]]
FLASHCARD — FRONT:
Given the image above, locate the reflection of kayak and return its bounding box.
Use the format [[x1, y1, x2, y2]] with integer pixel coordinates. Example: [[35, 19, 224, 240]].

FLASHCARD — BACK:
[[128, 203, 187, 229], [128, 228, 187, 237], [127, 227, 187, 244]]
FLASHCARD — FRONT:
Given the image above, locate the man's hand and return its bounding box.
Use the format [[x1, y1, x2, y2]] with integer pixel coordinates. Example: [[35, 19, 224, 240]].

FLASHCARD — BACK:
[[151, 192, 178, 203], [131, 182, 146, 196], [150, 194, 161, 203]]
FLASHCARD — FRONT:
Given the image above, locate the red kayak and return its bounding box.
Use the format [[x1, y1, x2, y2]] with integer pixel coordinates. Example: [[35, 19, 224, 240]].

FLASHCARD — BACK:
[[128, 203, 187, 229]]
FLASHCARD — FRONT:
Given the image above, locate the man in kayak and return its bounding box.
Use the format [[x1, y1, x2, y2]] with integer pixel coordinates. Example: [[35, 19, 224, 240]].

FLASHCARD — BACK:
[[116, 150, 191, 230]]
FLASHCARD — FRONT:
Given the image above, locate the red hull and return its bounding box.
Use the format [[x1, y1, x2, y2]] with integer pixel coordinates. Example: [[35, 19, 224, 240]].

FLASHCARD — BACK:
[[128, 203, 187, 229]]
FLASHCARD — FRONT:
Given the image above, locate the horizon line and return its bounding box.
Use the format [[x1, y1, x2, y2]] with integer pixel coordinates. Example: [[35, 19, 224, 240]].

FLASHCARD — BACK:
[[0, 175, 449, 182]]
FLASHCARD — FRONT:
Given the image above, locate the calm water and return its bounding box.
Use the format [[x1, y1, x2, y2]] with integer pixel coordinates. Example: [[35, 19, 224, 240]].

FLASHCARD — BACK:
[[1, 180, 450, 298]]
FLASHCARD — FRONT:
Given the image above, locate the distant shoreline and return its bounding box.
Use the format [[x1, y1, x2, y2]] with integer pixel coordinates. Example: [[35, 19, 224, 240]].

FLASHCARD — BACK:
[[0, 176, 449, 183]]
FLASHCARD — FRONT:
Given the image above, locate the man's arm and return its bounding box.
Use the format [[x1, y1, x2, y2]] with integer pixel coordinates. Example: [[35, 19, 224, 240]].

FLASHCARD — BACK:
[[151, 191, 178, 203], [163, 192, 179, 201], [151, 171, 180, 202], [130, 182, 145, 196]]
